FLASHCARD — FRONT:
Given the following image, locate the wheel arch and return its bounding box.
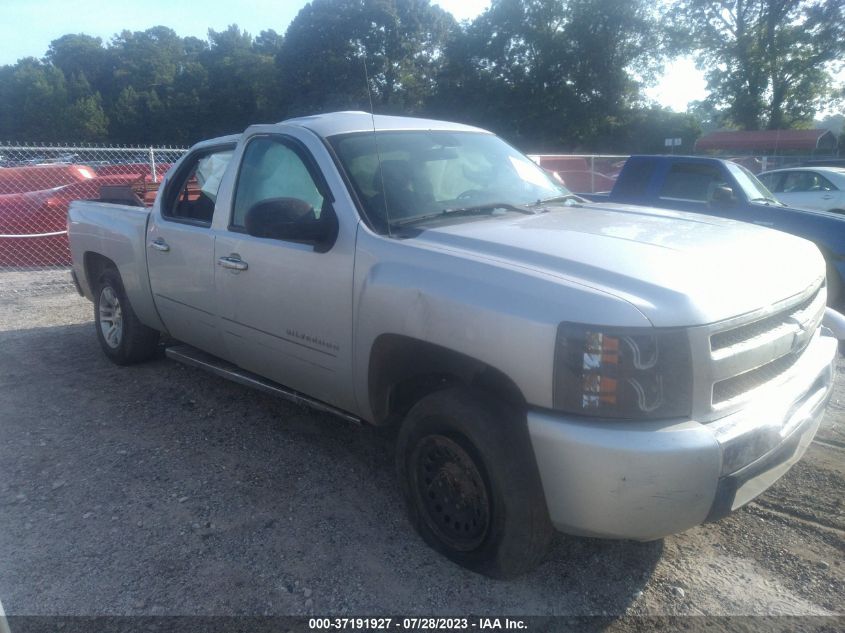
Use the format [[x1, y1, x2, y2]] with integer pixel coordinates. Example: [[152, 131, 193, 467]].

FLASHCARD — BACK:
[[367, 333, 526, 426], [83, 250, 166, 332], [83, 251, 118, 291]]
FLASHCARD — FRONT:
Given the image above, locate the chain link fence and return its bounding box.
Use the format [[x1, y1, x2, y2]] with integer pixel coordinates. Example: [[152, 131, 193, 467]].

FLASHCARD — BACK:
[[527, 154, 630, 193], [0, 144, 833, 297], [0, 144, 187, 272]]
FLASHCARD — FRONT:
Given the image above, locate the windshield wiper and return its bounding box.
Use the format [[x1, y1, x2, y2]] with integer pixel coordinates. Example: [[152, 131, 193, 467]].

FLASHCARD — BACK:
[[533, 193, 583, 205], [749, 196, 785, 206], [390, 202, 538, 227]]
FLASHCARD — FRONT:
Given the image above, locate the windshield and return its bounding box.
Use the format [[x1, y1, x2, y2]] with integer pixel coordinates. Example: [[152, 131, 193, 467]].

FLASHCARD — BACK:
[[329, 130, 569, 232], [726, 162, 780, 203]]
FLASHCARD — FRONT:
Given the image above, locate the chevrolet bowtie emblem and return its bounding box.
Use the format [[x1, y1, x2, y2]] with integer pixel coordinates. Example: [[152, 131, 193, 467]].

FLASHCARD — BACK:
[[788, 313, 814, 355]]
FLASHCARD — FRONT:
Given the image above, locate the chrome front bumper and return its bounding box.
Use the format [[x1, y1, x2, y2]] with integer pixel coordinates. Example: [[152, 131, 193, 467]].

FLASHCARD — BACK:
[[527, 331, 837, 541]]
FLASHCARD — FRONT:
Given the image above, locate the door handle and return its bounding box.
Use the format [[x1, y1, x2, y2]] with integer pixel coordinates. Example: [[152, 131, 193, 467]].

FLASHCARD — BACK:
[[148, 238, 170, 252], [217, 256, 248, 271], [822, 194, 833, 200]]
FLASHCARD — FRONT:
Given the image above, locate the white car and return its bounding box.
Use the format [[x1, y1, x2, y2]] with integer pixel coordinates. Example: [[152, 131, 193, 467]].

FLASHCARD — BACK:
[[758, 166, 845, 213]]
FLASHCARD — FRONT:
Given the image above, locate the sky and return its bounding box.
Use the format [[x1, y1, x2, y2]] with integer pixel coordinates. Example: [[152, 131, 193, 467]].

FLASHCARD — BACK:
[[1, 0, 707, 111]]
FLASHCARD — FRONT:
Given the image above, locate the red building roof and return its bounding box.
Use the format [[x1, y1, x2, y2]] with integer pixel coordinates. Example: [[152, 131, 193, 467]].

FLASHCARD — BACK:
[[695, 129, 837, 153]]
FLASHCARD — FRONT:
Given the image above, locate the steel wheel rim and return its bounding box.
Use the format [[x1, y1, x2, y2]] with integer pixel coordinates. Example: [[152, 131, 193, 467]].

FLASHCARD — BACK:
[[98, 286, 123, 349], [412, 434, 490, 552]]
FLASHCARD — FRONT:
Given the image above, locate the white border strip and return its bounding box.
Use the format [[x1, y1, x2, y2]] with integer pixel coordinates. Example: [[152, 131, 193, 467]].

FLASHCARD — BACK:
[[0, 596, 11, 633], [0, 231, 67, 238]]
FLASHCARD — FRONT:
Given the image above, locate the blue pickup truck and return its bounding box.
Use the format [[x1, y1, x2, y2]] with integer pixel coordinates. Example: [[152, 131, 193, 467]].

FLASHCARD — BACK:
[[581, 156, 845, 306]]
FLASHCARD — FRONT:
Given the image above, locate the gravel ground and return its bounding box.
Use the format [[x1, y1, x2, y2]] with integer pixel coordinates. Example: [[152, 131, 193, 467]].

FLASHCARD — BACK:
[[0, 269, 843, 622]]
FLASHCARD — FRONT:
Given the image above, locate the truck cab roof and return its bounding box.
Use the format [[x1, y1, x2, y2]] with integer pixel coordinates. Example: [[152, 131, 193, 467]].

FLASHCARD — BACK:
[[281, 111, 489, 138], [192, 112, 491, 152]]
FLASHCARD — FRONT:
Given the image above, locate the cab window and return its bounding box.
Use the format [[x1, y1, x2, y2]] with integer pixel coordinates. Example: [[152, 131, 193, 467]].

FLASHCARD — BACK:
[[164, 148, 233, 225], [781, 171, 836, 193], [231, 137, 325, 230], [658, 163, 729, 203]]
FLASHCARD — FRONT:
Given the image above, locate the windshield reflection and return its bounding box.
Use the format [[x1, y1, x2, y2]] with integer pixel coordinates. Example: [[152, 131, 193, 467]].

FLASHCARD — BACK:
[[726, 162, 780, 204], [329, 131, 568, 231]]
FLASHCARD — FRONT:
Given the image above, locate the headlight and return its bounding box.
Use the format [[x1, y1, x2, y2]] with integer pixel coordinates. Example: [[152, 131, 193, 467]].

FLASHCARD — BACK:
[[553, 323, 692, 419]]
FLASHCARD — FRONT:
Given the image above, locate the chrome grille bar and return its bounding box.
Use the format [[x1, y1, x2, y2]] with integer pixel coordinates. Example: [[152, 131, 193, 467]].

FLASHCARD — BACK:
[[707, 283, 825, 409]]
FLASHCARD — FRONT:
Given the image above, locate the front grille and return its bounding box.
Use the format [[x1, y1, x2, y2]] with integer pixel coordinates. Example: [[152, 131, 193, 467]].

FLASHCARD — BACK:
[[712, 352, 803, 404], [710, 288, 820, 352], [708, 284, 825, 407]]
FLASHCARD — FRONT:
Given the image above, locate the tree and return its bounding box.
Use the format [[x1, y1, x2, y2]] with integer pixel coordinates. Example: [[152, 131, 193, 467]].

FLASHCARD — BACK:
[[688, 98, 730, 134], [65, 93, 109, 141], [276, 0, 456, 116], [254, 29, 284, 56], [46, 34, 111, 96], [668, 0, 845, 130], [431, 0, 662, 149], [201, 25, 280, 136], [0, 59, 69, 140], [603, 107, 701, 154]]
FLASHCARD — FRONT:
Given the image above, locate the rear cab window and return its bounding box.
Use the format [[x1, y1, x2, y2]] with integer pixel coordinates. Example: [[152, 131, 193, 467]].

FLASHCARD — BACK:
[[162, 147, 234, 226], [658, 162, 728, 203]]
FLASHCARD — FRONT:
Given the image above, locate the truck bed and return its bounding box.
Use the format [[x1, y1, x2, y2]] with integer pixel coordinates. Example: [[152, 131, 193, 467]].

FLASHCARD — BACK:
[[68, 200, 162, 331]]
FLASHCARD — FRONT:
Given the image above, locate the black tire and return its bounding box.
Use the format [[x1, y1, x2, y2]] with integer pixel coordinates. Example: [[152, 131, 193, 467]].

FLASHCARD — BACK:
[[94, 268, 160, 365], [396, 387, 553, 578]]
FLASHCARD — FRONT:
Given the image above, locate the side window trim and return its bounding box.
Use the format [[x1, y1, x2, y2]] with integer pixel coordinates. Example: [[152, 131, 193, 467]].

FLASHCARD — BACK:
[[228, 133, 334, 233], [160, 143, 236, 227]]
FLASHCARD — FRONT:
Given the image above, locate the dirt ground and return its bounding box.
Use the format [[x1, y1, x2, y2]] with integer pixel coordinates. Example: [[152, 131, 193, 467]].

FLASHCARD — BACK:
[[0, 269, 843, 622]]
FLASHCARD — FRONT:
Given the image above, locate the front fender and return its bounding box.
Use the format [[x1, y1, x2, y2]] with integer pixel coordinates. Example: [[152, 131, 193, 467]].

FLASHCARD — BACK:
[[351, 229, 651, 421]]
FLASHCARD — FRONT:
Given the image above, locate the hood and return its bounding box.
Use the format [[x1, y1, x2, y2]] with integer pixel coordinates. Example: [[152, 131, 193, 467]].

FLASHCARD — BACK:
[[410, 202, 824, 327]]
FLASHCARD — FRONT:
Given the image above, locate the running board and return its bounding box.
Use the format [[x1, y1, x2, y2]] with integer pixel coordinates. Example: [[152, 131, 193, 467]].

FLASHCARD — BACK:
[[165, 344, 361, 425]]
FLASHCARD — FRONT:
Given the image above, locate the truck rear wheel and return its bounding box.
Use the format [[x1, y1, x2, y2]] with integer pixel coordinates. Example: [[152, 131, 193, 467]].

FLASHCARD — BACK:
[[94, 269, 160, 365], [396, 387, 553, 578]]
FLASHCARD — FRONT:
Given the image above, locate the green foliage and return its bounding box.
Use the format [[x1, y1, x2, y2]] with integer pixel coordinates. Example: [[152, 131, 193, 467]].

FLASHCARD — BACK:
[[572, 107, 702, 154], [0, 58, 69, 140], [429, 0, 662, 150], [276, 0, 456, 116], [0, 0, 839, 148], [667, 0, 845, 130], [202, 25, 281, 136], [65, 93, 109, 141]]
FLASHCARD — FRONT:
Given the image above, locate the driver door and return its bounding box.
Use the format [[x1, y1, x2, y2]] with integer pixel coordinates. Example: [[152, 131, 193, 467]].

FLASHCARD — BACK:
[[214, 134, 356, 411]]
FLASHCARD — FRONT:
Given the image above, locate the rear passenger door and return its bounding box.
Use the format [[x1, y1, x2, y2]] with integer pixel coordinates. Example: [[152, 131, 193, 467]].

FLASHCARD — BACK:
[[147, 145, 234, 357], [770, 171, 837, 211]]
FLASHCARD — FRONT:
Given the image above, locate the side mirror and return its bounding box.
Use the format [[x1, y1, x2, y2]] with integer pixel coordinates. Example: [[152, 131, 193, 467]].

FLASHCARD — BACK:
[[244, 197, 337, 248], [710, 185, 736, 206]]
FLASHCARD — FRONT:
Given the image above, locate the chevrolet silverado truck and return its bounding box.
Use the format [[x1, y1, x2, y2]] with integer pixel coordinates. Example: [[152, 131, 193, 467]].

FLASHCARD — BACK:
[[580, 155, 845, 307], [68, 113, 839, 577]]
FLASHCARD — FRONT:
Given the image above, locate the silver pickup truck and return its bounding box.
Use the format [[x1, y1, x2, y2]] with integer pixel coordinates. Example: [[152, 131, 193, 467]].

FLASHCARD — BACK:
[[68, 112, 838, 577]]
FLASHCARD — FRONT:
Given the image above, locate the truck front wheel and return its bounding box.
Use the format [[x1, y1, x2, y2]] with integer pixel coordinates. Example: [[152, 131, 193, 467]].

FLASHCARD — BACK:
[[94, 269, 160, 365], [396, 388, 553, 578]]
